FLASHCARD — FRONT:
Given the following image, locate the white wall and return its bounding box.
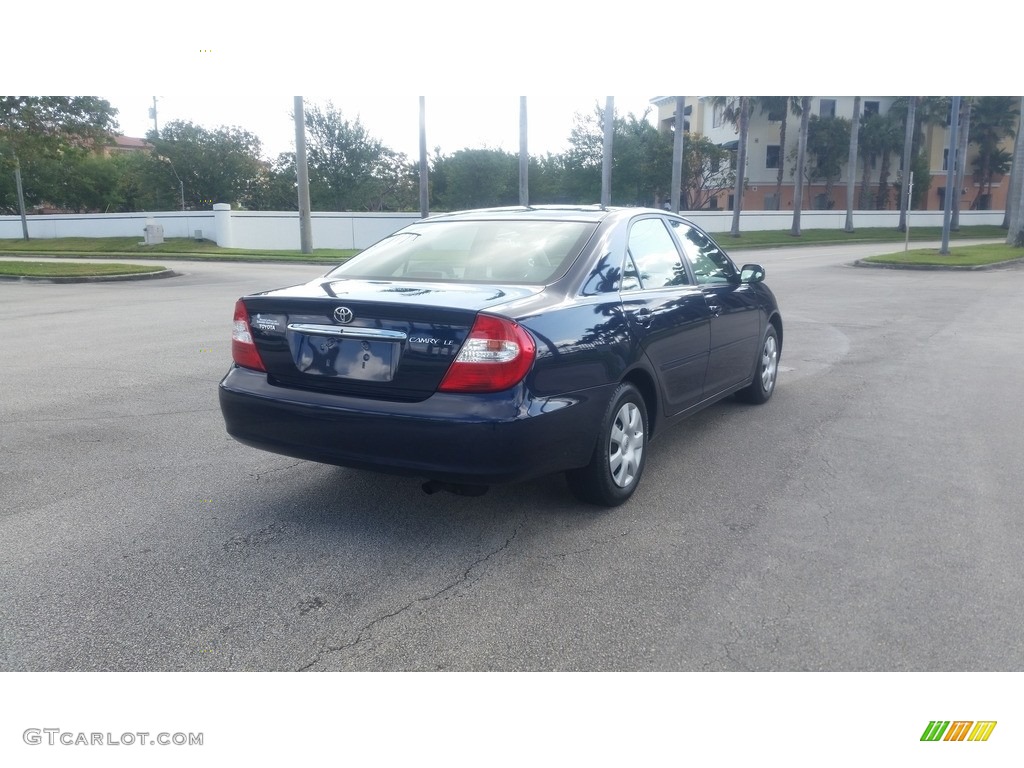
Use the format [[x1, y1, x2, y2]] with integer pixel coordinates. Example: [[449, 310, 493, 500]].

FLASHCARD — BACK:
[[0, 208, 1006, 249], [690, 209, 1005, 233], [0, 211, 216, 241]]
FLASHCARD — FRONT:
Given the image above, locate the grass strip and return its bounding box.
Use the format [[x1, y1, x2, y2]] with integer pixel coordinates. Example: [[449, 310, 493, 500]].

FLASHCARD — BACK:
[[0, 237, 355, 262], [862, 243, 1024, 267], [0, 227, 1010, 259], [708, 225, 1008, 249], [0, 261, 167, 277]]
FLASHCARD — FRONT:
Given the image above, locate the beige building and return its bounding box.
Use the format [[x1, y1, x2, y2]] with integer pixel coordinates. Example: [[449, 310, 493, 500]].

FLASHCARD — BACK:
[[653, 96, 1018, 212]]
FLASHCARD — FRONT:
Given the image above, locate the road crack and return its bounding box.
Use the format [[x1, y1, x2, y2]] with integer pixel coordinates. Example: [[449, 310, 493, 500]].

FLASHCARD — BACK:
[[297, 517, 525, 671]]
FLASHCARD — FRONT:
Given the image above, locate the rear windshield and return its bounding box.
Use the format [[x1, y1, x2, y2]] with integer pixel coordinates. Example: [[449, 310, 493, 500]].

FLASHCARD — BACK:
[[326, 220, 597, 284]]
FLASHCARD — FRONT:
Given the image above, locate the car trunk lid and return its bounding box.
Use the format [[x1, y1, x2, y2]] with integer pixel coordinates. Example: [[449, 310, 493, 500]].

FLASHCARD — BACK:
[[240, 278, 539, 401]]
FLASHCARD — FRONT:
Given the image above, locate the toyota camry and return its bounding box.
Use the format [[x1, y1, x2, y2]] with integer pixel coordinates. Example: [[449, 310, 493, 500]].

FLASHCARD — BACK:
[[218, 206, 782, 506]]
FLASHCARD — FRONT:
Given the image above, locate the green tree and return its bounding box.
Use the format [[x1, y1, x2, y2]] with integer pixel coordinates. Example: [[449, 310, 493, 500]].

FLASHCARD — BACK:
[[611, 110, 672, 207], [871, 112, 905, 209], [430, 148, 519, 210], [805, 114, 851, 209], [857, 112, 896, 208], [303, 102, 415, 211], [148, 120, 266, 209], [248, 152, 301, 212], [678, 135, 735, 210], [889, 96, 944, 210], [0, 96, 119, 219], [968, 95, 1019, 209], [560, 102, 674, 207]]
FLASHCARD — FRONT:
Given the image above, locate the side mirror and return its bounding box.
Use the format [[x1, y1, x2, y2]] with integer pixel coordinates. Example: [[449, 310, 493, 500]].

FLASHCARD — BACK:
[[740, 263, 765, 283]]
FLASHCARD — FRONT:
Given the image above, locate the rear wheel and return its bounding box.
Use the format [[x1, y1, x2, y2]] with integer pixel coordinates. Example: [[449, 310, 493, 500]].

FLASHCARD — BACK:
[[736, 325, 779, 404], [567, 382, 648, 507]]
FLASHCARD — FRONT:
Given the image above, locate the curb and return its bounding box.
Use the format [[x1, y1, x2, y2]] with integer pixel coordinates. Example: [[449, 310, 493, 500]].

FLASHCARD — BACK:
[[852, 256, 1024, 271], [0, 268, 180, 284]]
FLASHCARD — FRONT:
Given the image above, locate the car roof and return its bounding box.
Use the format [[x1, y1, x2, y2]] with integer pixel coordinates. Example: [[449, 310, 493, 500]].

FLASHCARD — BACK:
[[424, 205, 674, 224]]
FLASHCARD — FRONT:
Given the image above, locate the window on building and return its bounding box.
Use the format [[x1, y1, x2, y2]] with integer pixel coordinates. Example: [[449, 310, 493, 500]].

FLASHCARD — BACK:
[[763, 193, 780, 211], [766, 145, 781, 169], [728, 194, 735, 211], [713, 104, 725, 128], [819, 99, 836, 118], [864, 101, 880, 117], [943, 149, 949, 171]]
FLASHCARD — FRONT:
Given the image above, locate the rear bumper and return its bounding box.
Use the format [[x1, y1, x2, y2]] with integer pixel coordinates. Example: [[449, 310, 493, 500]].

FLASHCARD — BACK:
[[218, 366, 612, 485]]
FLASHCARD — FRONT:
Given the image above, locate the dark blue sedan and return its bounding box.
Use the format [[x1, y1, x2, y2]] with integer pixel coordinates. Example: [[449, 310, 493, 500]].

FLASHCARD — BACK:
[[219, 206, 782, 506]]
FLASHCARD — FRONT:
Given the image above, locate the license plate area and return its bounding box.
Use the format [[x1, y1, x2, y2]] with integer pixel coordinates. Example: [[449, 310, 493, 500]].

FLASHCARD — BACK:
[[292, 335, 399, 382]]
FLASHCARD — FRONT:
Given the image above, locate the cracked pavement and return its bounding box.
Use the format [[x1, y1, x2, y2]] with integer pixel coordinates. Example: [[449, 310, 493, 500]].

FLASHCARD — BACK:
[[2, 249, 1023, 671]]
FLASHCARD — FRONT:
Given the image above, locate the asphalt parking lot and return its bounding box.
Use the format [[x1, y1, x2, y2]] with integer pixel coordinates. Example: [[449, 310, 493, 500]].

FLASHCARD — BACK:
[[1, 242, 1022, 672]]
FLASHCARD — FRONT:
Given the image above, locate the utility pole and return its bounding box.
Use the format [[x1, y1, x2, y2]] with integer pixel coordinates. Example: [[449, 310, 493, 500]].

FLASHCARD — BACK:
[[940, 96, 961, 256], [419, 97, 429, 218], [904, 172, 914, 251], [14, 155, 29, 240], [670, 97, 685, 213], [601, 97, 613, 208], [519, 96, 529, 207], [149, 97, 159, 135], [294, 96, 313, 254]]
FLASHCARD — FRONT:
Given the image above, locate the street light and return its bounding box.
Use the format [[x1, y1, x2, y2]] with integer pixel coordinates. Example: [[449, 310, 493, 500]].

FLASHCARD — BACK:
[[157, 155, 185, 211]]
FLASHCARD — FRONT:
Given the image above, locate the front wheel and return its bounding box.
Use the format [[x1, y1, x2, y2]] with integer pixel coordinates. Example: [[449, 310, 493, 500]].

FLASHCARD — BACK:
[[736, 325, 779, 404], [567, 382, 648, 507]]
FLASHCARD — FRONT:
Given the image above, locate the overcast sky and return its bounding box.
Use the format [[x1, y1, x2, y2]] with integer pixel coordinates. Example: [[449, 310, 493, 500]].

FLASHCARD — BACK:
[[11, 2, 1003, 164], [104, 93, 663, 161]]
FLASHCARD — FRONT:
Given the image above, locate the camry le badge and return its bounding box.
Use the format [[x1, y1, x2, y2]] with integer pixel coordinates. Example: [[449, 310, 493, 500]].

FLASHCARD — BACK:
[[334, 306, 354, 324]]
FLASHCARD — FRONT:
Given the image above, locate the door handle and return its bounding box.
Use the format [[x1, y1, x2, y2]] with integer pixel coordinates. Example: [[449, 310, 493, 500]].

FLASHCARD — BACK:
[[706, 303, 722, 317], [634, 308, 653, 328]]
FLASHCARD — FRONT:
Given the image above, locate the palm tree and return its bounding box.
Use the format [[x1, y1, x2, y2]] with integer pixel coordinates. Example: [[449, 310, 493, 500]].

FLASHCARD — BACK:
[[952, 98, 972, 229], [857, 112, 901, 209], [1005, 96, 1024, 232], [897, 97, 916, 231], [710, 97, 752, 235], [1009, 97, 1024, 245], [759, 97, 799, 209], [873, 113, 906, 209], [790, 97, 811, 236], [969, 96, 1019, 209], [845, 97, 861, 232]]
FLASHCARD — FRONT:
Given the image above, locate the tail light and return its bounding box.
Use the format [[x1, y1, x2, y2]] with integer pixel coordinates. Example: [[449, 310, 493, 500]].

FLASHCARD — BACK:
[[231, 299, 266, 372], [438, 314, 536, 393]]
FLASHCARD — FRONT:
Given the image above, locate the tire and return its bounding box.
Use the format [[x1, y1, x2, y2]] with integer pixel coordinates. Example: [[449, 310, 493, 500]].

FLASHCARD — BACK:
[[567, 382, 648, 507], [736, 324, 779, 404]]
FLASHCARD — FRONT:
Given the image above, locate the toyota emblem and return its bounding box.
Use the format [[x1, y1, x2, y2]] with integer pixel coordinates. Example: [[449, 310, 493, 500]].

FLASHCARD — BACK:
[[333, 306, 354, 324]]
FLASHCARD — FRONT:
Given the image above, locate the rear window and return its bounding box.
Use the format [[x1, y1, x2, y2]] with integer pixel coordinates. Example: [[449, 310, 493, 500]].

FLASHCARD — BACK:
[[327, 220, 597, 284]]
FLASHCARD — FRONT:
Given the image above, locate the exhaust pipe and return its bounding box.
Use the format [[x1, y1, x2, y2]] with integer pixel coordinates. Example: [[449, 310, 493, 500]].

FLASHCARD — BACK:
[[422, 480, 489, 497]]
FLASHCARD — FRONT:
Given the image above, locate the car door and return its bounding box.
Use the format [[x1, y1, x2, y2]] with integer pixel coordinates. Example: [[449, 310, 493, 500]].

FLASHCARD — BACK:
[[669, 221, 761, 397], [619, 216, 711, 416]]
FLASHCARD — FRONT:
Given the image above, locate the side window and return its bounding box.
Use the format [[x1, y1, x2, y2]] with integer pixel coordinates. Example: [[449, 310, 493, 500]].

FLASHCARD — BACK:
[[670, 221, 737, 285], [626, 218, 689, 289]]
